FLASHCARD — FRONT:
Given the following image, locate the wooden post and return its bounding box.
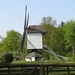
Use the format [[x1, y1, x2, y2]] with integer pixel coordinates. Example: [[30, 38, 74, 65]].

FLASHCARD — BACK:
[[40, 67, 45, 75], [22, 67, 23, 73], [46, 67, 49, 75], [67, 67, 70, 74], [43, 67, 45, 75], [8, 67, 10, 75]]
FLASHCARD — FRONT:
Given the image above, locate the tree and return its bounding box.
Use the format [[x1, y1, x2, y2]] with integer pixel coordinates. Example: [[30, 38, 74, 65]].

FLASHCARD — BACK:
[[63, 20, 75, 56], [41, 16, 56, 47], [41, 16, 56, 26], [41, 16, 57, 59], [2, 30, 22, 52], [50, 27, 66, 56], [0, 42, 3, 54], [0, 35, 3, 42], [2, 53, 13, 63], [0, 35, 4, 54]]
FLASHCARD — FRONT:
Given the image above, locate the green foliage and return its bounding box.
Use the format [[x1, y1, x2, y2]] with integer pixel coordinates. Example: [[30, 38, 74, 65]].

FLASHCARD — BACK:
[[41, 16, 57, 26], [63, 20, 75, 56], [0, 35, 4, 54], [41, 16, 66, 58], [41, 17, 75, 59], [1, 16, 75, 61], [2, 30, 22, 52], [0, 30, 27, 60], [0, 43, 4, 54], [41, 16, 56, 46], [2, 53, 13, 63], [50, 27, 66, 55], [63, 20, 75, 44], [0, 35, 3, 42], [41, 16, 57, 59]]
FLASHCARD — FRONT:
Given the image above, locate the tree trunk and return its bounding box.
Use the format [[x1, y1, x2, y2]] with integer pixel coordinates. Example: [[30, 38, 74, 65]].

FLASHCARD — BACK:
[[72, 45, 75, 61], [72, 45, 74, 56]]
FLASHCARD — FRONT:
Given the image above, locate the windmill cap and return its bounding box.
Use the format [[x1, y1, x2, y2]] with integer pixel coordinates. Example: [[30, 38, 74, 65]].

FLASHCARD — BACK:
[[27, 25, 46, 34]]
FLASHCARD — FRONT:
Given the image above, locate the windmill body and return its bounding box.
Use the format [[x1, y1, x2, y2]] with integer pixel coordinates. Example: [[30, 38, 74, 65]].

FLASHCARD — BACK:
[[27, 33, 42, 49], [25, 25, 46, 61], [27, 25, 46, 49]]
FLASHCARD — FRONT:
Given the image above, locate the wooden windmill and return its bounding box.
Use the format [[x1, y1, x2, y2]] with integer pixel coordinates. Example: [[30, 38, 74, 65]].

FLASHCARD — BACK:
[[18, 5, 64, 61], [25, 25, 46, 61], [19, 5, 46, 61]]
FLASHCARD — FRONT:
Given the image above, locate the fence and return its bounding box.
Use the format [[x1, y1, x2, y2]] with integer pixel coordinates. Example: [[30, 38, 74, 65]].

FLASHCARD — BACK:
[[0, 63, 75, 75]]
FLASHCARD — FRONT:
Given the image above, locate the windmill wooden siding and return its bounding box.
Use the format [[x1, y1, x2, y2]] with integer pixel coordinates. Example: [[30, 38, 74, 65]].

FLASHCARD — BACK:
[[27, 33, 42, 49], [27, 25, 46, 49]]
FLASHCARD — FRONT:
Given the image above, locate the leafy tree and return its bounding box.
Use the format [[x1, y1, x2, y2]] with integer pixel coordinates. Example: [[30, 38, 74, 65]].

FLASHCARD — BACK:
[[41, 16, 56, 26], [50, 27, 66, 56], [41, 16, 56, 46], [63, 20, 75, 56], [0, 42, 4, 54], [2, 30, 22, 52], [41, 16, 57, 59], [0, 35, 3, 42], [0, 35, 4, 54], [2, 53, 13, 63]]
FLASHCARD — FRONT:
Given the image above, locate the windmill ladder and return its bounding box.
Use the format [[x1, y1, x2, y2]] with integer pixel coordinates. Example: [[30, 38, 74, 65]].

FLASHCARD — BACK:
[[43, 44, 61, 60]]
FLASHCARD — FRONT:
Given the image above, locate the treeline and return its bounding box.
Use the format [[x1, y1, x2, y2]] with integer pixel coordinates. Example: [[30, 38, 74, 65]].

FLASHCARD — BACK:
[[0, 16, 75, 60], [41, 16, 75, 59]]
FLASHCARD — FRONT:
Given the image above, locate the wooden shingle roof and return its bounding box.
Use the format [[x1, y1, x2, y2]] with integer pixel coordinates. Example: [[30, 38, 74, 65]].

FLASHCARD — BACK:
[[27, 25, 46, 34], [25, 51, 43, 58]]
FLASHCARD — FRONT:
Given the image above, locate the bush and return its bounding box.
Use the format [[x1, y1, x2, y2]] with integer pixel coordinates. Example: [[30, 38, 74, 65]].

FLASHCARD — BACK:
[[2, 53, 13, 63]]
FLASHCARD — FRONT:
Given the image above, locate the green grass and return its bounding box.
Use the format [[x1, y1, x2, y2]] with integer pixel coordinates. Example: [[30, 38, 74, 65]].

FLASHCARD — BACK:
[[0, 58, 75, 66], [11, 59, 65, 64]]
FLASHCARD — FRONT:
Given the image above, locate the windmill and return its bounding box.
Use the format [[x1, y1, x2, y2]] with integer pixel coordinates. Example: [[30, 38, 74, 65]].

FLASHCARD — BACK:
[[25, 25, 46, 61], [19, 5, 29, 54], [18, 5, 63, 61], [19, 5, 60, 61]]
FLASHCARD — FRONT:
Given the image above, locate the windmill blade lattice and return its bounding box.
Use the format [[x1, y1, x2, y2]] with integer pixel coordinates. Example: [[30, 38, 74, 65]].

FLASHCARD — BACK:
[[19, 5, 29, 53]]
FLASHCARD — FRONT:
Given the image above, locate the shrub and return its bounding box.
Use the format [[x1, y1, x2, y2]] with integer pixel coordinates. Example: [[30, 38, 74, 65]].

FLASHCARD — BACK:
[[2, 53, 13, 63]]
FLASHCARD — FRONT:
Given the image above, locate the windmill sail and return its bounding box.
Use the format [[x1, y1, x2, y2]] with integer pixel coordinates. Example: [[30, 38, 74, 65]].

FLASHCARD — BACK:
[[26, 13, 29, 29], [24, 5, 27, 30], [19, 5, 29, 53]]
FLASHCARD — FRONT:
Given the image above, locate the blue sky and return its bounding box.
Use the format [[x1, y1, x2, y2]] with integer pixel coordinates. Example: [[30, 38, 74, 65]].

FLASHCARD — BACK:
[[0, 0, 75, 37]]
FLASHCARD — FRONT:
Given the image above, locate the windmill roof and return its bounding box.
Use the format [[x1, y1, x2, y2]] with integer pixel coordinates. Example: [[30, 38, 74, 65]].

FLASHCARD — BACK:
[[25, 51, 43, 58], [27, 25, 46, 34]]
